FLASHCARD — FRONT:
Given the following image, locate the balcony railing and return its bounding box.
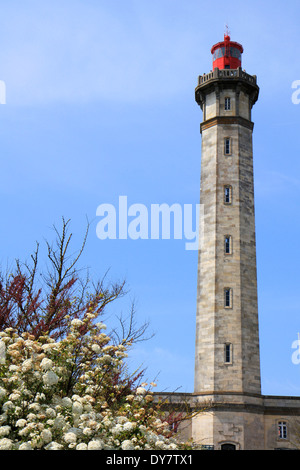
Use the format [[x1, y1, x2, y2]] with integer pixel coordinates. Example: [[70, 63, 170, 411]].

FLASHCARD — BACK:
[[198, 67, 257, 86]]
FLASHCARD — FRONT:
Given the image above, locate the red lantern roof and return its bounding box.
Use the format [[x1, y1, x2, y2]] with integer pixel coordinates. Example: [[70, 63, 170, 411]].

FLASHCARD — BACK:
[[211, 34, 243, 70]]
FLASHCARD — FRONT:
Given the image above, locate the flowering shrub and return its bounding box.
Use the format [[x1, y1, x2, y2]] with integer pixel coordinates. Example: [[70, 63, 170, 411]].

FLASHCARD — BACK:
[[0, 314, 180, 450]]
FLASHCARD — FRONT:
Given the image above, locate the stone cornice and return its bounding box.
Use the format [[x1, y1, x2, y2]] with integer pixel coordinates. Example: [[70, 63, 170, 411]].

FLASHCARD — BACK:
[[200, 115, 254, 133], [154, 391, 300, 416]]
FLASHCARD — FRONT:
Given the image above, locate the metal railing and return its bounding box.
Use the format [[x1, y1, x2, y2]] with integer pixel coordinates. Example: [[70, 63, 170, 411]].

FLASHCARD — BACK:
[[198, 67, 257, 86]]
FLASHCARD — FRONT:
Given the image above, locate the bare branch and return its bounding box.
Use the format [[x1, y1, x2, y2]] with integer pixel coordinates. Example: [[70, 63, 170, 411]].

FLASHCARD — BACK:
[[109, 301, 154, 347], [0, 217, 152, 346]]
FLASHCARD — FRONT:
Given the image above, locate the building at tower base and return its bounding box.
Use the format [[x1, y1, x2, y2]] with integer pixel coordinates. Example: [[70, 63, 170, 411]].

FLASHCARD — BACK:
[[154, 392, 300, 450]]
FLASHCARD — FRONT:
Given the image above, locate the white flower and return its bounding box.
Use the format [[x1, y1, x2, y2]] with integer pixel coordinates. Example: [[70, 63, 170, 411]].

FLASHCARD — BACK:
[[41, 429, 52, 444], [76, 443, 88, 450], [42, 343, 57, 352], [36, 392, 46, 402], [14, 406, 22, 416], [82, 427, 93, 436], [83, 402, 93, 412], [0, 320, 179, 451], [53, 415, 66, 430], [146, 431, 158, 444], [67, 427, 82, 437], [2, 401, 13, 412], [115, 350, 128, 358], [101, 354, 112, 364], [18, 427, 29, 437], [0, 416, 6, 426], [95, 322, 107, 330], [91, 344, 101, 354], [125, 395, 134, 402], [123, 421, 136, 432], [0, 425, 10, 437], [121, 439, 135, 450], [87, 439, 103, 450], [155, 440, 165, 448], [0, 341, 6, 364], [27, 413, 37, 422], [167, 443, 178, 450], [16, 419, 27, 428], [64, 432, 77, 444], [43, 370, 59, 386], [61, 397, 72, 408], [8, 392, 21, 401], [40, 358, 53, 370], [22, 359, 33, 372], [71, 394, 82, 402], [45, 407, 56, 418], [111, 423, 123, 435], [0, 438, 13, 450], [72, 401, 83, 415], [19, 442, 32, 450], [71, 319, 83, 328], [28, 403, 40, 412], [45, 441, 64, 450]]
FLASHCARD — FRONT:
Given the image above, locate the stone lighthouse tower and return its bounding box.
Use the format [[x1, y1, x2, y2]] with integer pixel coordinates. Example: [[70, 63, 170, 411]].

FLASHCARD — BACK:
[[156, 32, 300, 450], [192, 33, 263, 449]]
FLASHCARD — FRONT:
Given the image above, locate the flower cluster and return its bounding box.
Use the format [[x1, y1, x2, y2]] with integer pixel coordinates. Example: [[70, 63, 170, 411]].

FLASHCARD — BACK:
[[0, 316, 179, 450]]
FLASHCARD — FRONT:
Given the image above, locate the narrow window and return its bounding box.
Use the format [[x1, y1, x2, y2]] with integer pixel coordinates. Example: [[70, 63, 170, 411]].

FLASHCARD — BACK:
[[224, 288, 232, 308], [224, 138, 231, 155], [225, 235, 232, 254], [225, 97, 231, 110], [278, 421, 288, 440], [224, 343, 232, 364], [224, 186, 232, 204]]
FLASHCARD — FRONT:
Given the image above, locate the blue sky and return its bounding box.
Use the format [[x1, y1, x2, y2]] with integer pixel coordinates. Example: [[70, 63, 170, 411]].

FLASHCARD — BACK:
[[0, 0, 300, 396]]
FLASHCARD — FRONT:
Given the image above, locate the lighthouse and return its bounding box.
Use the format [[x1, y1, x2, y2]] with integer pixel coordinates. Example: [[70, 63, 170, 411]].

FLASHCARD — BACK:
[[155, 32, 300, 450], [193, 33, 263, 449], [154, 32, 300, 450]]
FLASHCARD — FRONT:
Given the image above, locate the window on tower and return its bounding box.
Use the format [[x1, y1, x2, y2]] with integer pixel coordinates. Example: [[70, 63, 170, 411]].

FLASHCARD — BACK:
[[224, 186, 232, 204], [225, 236, 232, 254], [224, 288, 232, 308], [224, 138, 231, 155], [278, 421, 288, 440], [224, 343, 232, 364], [225, 97, 231, 110]]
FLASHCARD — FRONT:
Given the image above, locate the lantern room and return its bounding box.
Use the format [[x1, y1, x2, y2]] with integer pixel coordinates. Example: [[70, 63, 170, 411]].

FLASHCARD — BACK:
[[211, 34, 243, 70]]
